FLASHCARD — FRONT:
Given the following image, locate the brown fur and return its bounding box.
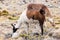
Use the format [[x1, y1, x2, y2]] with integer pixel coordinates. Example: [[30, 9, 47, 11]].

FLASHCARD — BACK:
[[26, 4, 51, 35], [27, 4, 51, 17]]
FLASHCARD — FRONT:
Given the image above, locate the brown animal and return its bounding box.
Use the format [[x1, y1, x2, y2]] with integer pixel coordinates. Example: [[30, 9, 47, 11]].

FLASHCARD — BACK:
[[11, 4, 55, 38]]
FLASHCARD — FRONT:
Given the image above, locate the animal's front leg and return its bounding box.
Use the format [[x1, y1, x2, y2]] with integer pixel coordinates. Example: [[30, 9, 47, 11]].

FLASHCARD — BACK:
[[40, 24, 43, 35]]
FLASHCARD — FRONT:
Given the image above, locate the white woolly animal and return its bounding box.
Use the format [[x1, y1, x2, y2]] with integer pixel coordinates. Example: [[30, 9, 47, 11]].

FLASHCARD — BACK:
[[12, 9, 29, 38], [11, 9, 55, 38]]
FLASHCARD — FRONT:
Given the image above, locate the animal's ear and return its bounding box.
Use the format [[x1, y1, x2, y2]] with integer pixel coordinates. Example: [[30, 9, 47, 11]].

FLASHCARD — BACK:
[[39, 9, 45, 15], [11, 24, 15, 28]]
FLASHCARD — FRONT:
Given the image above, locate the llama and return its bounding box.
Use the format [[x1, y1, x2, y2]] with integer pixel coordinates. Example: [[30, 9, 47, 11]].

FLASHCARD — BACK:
[[11, 4, 55, 38]]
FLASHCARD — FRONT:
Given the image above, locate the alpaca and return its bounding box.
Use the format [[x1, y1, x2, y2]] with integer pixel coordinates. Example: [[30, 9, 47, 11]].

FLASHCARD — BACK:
[[11, 4, 55, 38]]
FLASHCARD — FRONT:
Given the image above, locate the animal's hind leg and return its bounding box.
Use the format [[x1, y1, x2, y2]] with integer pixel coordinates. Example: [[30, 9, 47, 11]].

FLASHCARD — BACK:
[[39, 21, 44, 35], [40, 24, 43, 35]]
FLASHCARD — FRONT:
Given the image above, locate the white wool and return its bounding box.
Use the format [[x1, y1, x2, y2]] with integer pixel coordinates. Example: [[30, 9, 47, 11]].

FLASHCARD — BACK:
[[12, 32, 19, 38], [15, 9, 29, 28]]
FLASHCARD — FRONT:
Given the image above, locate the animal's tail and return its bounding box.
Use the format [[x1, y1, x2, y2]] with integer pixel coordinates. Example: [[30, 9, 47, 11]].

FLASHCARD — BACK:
[[40, 9, 45, 15]]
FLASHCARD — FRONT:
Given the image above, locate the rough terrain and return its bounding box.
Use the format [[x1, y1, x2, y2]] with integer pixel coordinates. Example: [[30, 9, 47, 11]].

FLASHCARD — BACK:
[[0, 0, 60, 40]]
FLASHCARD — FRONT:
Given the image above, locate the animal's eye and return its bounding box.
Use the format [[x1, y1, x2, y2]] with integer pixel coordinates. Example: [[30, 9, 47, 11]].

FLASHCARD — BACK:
[[40, 9, 45, 15]]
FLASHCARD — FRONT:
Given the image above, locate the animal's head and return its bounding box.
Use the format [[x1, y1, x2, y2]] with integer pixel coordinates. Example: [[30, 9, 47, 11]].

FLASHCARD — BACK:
[[11, 24, 19, 33]]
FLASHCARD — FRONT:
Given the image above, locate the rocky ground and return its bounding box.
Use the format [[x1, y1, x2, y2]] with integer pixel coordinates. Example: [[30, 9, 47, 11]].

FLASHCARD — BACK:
[[0, 0, 60, 40]]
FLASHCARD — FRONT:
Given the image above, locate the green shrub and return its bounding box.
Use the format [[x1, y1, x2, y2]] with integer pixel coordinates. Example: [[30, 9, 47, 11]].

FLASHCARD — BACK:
[[8, 16, 19, 20], [2, 10, 9, 16]]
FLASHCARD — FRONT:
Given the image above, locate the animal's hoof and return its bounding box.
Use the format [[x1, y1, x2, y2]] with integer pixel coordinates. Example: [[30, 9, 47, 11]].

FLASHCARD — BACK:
[[33, 33, 39, 36]]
